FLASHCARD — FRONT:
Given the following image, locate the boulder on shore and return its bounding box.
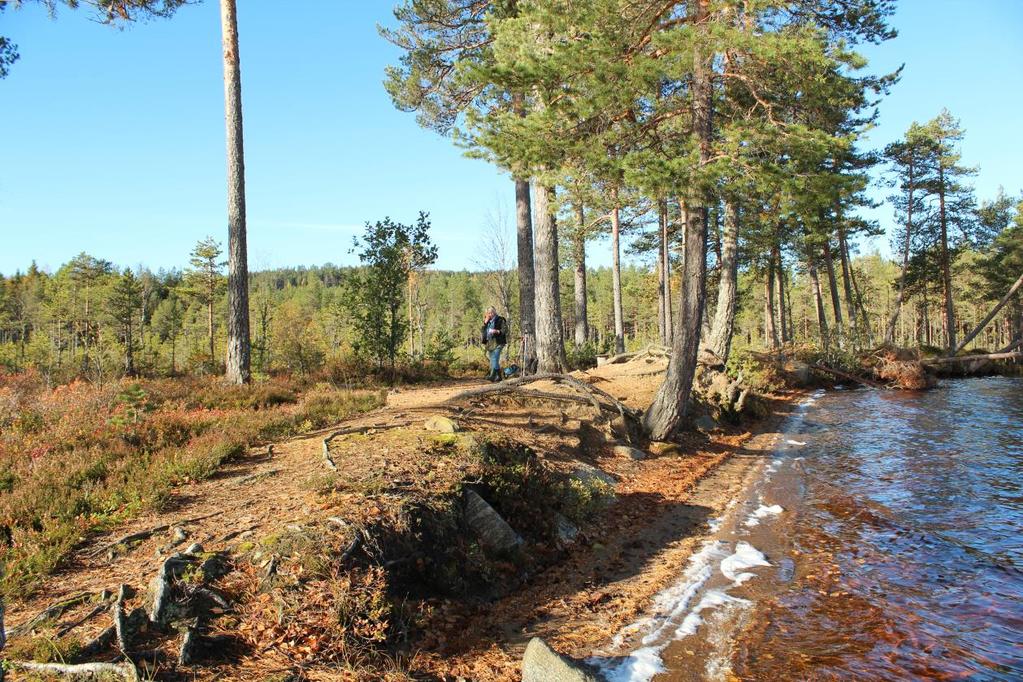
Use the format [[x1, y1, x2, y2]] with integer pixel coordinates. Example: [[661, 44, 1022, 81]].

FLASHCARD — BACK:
[[463, 489, 523, 553], [522, 637, 599, 682]]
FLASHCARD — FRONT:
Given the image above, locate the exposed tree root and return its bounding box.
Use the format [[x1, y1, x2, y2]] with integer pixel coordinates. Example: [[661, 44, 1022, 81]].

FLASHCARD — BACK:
[[3, 661, 139, 681], [6, 591, 96, 639], [87, 513, 219, 559], [322, 423, 408, 471], [55, 603, 108, 638]]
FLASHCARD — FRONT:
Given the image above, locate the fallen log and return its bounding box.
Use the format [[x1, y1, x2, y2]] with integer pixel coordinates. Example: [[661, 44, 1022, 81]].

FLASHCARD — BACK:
[[807, 363, 888, 389], [923, 351, 1023, 365]]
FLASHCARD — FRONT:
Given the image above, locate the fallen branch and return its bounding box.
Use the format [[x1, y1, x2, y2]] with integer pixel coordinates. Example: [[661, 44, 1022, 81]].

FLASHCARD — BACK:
[[602, 343, 671, 365], [87, 513, 219, 559], [3, 661, 139, 681], [998, 336, 1023, 353], [808, 363, 888, 389], [6, 591, 95, 639]]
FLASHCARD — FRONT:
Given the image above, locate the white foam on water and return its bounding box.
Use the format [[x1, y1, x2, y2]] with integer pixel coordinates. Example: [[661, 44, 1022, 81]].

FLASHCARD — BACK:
[[674, 589, 749, 638], [593, 540, 728, 681], [720, 541, 771, 585], [744, 504, 784, 527], [786, 439, 807, 446], [593, 541, 771, 681]]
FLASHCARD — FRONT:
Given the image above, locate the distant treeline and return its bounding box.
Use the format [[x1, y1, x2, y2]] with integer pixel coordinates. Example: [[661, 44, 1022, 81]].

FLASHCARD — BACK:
[[1, 207, 1019, 386]]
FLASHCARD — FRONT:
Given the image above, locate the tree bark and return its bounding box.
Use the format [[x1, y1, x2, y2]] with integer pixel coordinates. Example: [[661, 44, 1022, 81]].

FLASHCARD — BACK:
[[657, 199, 667, 344], [764, 260, 779, 349], [611, 203, 626, 354], [707, 199, 738, 361], [773, 244, 788, 343], [837, 227, 858, 342], [573, 204, 588, 347], [515, 178, 537, 372], [531, 182, 566, 373], [809, 258, 829, 348], [221, 0, 251, 384], [937, 164, 957, 351], [885, 167, 914, 344], [664, 200, 674, 345], [643, 0, 711, 441], [822, 240, 844, 342]]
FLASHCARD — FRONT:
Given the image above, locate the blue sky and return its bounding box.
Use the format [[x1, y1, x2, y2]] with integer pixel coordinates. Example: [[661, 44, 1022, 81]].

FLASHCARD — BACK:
[[1, 1, 1021, 275]]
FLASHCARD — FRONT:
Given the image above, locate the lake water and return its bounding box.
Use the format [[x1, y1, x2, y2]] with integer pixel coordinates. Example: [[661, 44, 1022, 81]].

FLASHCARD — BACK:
[[594, 377, 1023, 681]]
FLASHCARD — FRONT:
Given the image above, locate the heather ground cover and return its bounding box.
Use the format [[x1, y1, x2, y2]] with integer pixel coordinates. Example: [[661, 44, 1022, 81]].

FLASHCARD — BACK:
[[0, 371, 384, 599]]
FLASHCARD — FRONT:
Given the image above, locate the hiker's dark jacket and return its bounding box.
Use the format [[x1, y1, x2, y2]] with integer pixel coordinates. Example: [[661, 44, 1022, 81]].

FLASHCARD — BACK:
[[481, 315, 508, 346]]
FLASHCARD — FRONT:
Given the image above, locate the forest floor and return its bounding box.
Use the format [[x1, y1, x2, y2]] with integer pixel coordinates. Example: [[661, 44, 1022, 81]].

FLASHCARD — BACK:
[[2, 357, 802, 681]]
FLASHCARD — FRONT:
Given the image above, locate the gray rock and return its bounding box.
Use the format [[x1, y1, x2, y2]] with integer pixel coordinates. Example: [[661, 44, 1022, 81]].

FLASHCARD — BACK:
[[522, 637, 599, 682], [569, 461, 617, 488], [183, 543, 204, 556], [170, 527, 188, 545], [424, 415, 459, 433], [463, 489, 523, 553], [553, 513, 579, 546], [612, 444, 646, 460]]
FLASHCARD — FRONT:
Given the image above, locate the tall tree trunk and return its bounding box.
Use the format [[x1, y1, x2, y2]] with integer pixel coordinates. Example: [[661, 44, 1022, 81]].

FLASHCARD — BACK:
[[611, 203, 625, 354], [837, 227, 858, 343], [532, 182, 566, 373], [808, 259, 829, 348], [847, 251, 874, 346], [661, 198, 673, 345], [208, 298, 215, 365], [515, 178, 537, 372], [773, 244, 788, 343], [573, 204, 588, 347], [937, 165, 956, 351], [643, 0, 711, 441], [221, 0, 251, 384], [707, 199, 738, 361], [764, 261, 779, 349], [657, 199, 667, 344], [822, 240, 844, 342], [884, 159, 915, 344]]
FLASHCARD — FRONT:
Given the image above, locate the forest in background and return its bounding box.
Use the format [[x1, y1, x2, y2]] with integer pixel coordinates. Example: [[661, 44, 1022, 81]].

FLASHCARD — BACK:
[[1, 181, 1019, 387]]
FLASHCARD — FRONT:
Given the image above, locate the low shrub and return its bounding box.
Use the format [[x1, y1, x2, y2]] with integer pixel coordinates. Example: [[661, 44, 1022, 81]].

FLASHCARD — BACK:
[[0, 374, 384, 599]]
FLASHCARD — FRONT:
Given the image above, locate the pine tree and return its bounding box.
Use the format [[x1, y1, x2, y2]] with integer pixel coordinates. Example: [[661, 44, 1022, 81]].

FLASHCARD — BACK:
[[107, 269, 144, 376], [183, 238, 225, 369]]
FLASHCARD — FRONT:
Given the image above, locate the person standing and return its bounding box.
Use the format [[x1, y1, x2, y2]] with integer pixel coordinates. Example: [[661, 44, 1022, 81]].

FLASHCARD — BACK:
[[481, 306, 508, 382]]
